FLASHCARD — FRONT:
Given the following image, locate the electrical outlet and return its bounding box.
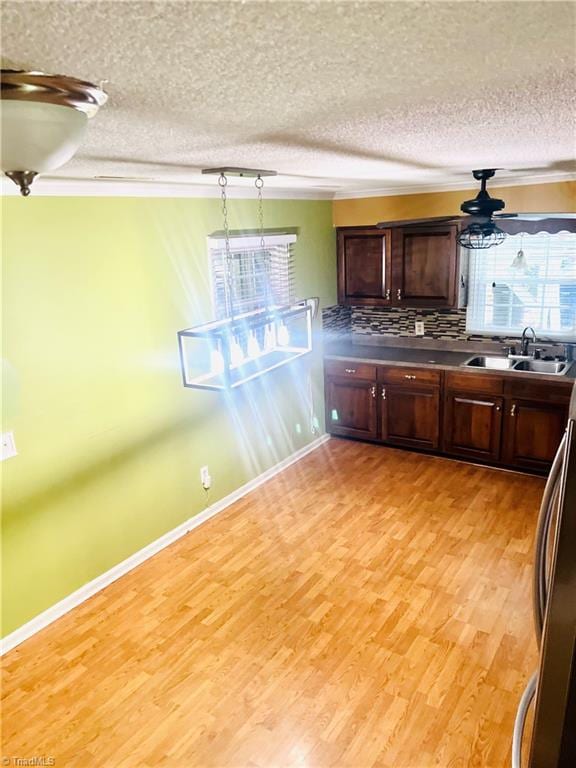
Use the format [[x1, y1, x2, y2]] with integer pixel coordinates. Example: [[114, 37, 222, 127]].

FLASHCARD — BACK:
[[200, 465, 211, 490], [415, 321, 425, 336], [1, 431, 17, 461]]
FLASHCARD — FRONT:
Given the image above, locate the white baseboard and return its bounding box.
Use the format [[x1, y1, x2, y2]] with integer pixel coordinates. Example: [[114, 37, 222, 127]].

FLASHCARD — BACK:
[[1, 434, 330, 655]]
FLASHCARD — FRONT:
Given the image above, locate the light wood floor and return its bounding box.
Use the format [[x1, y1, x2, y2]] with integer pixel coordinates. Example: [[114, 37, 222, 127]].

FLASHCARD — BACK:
[[2, 440, 544, 768]]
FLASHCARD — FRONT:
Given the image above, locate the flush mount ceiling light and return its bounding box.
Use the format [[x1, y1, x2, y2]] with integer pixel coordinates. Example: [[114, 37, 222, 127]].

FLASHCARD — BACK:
[[178, 168, 313, 391], [1, 69, 107, 196]]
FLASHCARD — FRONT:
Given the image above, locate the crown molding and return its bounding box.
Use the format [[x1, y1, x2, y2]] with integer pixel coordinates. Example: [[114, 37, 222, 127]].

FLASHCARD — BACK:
[[0, 175, 335, 200], [332, 171, 576, 200], [2, 171, 574, 201]]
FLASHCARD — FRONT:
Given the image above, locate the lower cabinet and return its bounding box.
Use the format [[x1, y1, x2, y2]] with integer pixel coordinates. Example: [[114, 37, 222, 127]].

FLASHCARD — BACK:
[[381, 385, 440, 450], [325, 359, 571, 473], [443, 392, 503, 462], [502, 399, 568, 471], [325, 377, 378, 439]]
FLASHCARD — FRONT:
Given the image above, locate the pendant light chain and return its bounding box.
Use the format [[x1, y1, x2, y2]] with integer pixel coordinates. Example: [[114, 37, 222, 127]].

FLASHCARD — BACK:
[[255, 174, 271, 307], [256, 175, 265, 251], [218, 172, 235, 318]]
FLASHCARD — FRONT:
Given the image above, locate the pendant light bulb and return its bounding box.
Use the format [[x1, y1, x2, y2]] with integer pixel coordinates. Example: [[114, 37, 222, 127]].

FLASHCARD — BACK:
[[264, 323, 276, 350], [277, 323, 290, 346], [247, 332, 261, 359], [210, 346, 225, 375], [230, 337, 244, 367]]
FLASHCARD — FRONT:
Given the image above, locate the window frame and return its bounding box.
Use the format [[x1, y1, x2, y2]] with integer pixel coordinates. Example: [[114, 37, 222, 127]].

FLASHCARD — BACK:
[[465, 231, 576, 341], [207, 232, 297, 320]]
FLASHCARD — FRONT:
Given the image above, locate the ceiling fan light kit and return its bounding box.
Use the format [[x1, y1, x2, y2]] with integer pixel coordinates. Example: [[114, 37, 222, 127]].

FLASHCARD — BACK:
[[1, 69, 107, 196], [457, 220, 507, 250]]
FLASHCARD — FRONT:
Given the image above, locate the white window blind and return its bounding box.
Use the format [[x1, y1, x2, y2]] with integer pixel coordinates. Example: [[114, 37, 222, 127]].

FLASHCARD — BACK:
[[209, 234, 296, 319], [466, 231, 576, 340]]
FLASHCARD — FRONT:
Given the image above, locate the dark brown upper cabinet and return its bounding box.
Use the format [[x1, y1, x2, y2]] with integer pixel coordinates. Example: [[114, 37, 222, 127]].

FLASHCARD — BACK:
[[337, 223, 459, 309], [390, 225, 458, 307], [337, 228, 391, 306]]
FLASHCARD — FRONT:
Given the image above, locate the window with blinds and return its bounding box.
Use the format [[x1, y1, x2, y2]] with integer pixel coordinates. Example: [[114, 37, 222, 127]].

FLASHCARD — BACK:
[[209, 233, 296, 319], [466, 231, 576, 339]]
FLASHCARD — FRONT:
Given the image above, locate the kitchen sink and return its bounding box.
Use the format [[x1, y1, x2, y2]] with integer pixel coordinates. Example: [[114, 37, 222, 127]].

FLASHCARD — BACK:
[[513, 360, 570, 375], [462, 355, 572, 376], [464, 356, 517, 370]]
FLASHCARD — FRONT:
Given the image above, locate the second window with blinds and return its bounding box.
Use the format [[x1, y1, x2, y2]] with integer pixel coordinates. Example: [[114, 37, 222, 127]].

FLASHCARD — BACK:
[[466, 231, 576, 340], [209, 233, 297, 319]]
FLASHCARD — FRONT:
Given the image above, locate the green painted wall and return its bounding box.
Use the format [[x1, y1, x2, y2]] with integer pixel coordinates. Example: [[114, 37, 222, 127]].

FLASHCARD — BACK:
[[1, 196, 335, 637]]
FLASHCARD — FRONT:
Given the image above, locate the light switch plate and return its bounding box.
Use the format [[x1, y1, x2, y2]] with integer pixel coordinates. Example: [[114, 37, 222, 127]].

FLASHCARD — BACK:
[[1, 431, 17, 461]]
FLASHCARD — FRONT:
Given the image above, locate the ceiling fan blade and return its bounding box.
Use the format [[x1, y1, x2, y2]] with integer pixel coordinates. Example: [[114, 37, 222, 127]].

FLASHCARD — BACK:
[[376, 215, 462, 228]]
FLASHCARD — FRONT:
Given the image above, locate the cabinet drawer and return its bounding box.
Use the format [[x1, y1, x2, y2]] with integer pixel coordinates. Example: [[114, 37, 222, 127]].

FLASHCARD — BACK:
[[324, 360, 376, 381], [378, 366, 441, 386], [445, 371, 504, 395], [504, 377, 573, 404]]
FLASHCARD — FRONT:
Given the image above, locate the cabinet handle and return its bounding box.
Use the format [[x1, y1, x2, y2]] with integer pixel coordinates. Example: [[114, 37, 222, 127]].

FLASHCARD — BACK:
[[397, 288, 402, 300], [404, 374, 416, 380], [510, 404, 517, 416], [385, 288, 391, 300], [382, 387, 386, 400], [345, 368, 356, 374], [371, 385, 376, 398]]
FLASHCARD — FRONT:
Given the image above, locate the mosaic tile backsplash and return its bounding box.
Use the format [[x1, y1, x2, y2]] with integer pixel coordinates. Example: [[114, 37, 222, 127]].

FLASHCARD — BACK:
[[322, 304, 468, 340], [321, 304, 352, 334], [352, 307, 467, 339]]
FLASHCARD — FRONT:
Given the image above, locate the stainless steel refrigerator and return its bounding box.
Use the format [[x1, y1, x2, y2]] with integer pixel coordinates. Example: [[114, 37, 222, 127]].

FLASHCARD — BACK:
[[512, 383, 576, 767]]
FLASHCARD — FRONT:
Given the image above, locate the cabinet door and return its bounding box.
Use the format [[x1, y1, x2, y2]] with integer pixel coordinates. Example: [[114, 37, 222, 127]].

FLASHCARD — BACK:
[[391, 225, 458, 307], [503, 399, 568, 471], [381, 385, 440, 450], [325, 377, 378, 439], [444, 392, 503, 462], [337, 228, 391, 305]]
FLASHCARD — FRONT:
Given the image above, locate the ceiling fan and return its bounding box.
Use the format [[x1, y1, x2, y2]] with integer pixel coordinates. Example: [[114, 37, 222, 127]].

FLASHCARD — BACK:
[[376, 169, 569, 249]]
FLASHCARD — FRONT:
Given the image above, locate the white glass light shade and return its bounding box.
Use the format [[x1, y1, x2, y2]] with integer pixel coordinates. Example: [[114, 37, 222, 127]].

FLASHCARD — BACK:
[[1, 100, 87, 173]]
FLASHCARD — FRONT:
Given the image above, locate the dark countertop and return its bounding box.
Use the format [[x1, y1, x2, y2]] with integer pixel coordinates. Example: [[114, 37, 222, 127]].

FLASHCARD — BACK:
[[324, 339, 576, 384]]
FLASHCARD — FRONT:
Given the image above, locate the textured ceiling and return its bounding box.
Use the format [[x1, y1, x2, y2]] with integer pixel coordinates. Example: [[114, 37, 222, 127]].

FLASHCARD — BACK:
[[2, 0, 576, 196]]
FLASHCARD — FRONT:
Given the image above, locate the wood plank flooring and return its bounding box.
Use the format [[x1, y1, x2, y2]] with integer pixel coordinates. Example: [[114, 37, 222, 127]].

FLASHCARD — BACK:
[[1, 440, 544, 767]]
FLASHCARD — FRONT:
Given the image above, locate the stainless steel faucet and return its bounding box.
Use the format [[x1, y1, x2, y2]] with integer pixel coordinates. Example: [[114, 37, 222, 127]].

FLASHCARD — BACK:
[[520, 326, 537, 357]]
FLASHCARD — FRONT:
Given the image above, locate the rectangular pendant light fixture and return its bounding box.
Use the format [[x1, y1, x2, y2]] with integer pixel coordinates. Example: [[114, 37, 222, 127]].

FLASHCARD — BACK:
[[178, 167, 314, 391], [178, 301, 313, 391]]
